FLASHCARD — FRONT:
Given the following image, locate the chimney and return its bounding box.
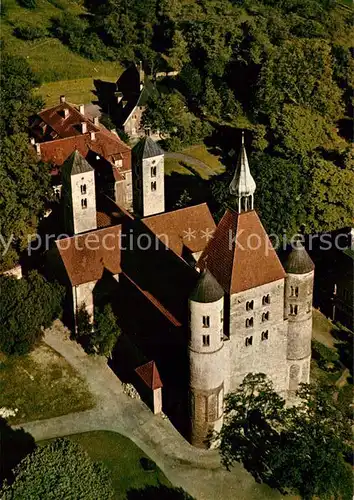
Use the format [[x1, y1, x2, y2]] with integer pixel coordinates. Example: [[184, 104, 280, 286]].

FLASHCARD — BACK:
[[140, 82, 144, 91], [35, 143, 41, 155], [93, 116, 99, 127], [81, 122, 87, 134], [90, 131, 96, 141], [63, 108, 69, 119], [79, 104, 85, 115], [116, 91, 123, 104], [60, 95, 66, 103], [110, 129, 118, 137], [30, 137, 35, 145]]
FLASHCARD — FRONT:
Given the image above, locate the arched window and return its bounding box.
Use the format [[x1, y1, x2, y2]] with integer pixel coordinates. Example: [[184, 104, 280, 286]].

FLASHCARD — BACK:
[[290, 304, 298, 315], [295, 286, 299, 297], [246, 300, 254, 311], [261, 330, 269, 341], [245, 336, 253, 347], [151, 166, 157, 177], [151, 181, 157, 191], [262, 294, 270, 305], [202, 334, 210, 347], [261, 311, 269, 322], [81, 198, 87, 209], [245, 317, 253, 328], [80, 184, 87, 195], [202, 315, 210, 328]]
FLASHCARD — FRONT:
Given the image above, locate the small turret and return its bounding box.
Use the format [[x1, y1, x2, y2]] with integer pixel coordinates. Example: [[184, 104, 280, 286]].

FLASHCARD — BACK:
[[229, 131, 256, 213], [188, 270, 225, 448], [284, 240, 314, 397]]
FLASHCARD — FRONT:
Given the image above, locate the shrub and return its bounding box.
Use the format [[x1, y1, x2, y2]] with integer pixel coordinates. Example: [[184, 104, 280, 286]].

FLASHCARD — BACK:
[[14, 25, 48, 41], [17, 0, 36, 9], [312, 340, 341, 372]]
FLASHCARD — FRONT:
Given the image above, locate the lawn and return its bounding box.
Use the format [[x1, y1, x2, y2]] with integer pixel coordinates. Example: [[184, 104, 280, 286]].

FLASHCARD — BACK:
[[1, 0, 122, 105], [40, 431, 171, 499], [165, 144, 225, 179], [164, 158, 194, 176], [0, 342, 95, 425], [182, 144, 225, 174]]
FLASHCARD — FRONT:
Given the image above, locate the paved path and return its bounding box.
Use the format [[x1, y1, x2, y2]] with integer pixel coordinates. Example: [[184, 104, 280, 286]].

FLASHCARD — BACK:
[[165, 152, 217, 177], [14, 321, 283, 500]]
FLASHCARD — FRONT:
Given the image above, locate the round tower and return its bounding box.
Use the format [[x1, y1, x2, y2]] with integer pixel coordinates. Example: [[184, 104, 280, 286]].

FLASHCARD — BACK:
[[188, 270, 225, 448], [284, 240, 315, 397]]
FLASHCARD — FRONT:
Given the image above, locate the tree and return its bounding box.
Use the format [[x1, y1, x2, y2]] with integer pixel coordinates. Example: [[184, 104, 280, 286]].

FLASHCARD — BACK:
[[127, 484, 195, 499], [0, 133, 52, 271], [93, 303, 121, 357], [0, 271, 64, 355], [1, 438, 114, 499], [218, 374, 352, 500], [0, 54, 43, 138]]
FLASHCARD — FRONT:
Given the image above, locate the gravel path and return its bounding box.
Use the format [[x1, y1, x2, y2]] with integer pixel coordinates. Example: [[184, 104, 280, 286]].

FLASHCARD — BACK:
[[13, 321, 284, 500]]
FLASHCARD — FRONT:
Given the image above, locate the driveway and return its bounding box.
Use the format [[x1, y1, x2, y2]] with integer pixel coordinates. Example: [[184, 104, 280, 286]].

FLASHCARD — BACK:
[[14, 321, 286, 500]]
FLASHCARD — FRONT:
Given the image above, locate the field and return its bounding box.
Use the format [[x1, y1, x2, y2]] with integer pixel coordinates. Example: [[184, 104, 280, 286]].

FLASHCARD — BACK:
[[165, 144, 225, 179], [1, 0, 122, 105], [40, 431, 171, 499], [0, 342, 95, 424]]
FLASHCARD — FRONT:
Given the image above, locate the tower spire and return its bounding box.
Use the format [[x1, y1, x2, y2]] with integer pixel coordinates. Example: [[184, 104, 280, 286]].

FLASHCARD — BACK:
[[229, 131, 256, 213]]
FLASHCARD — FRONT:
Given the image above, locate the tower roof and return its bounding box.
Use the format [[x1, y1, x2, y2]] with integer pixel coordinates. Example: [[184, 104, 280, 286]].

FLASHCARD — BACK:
[[190, 269, 224, 303], [229, 132, 256, 198], [198, 209, 285, 294], [132, 136, 164, 160], [62, 150, 94, 176], [283, 240, 314, 274], [135, 361, 163, 390]]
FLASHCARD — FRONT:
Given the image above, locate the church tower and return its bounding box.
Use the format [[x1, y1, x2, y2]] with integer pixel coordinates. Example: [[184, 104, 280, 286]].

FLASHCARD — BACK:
[[283, 240, 314, 397], [62, 150, 97, 235], [132, 137, 165, 217], [188, 269, 225, 448]]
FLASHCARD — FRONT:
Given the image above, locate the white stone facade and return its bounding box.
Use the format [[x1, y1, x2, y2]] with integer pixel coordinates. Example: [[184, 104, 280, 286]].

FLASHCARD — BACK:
[[139, 154, 165, 217], [70, 171, 97, 235]]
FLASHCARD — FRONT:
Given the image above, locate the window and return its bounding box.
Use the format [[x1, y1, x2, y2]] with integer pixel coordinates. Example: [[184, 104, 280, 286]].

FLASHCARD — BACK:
[[245, 317, 254, 328], [295, 286, 299, 297], [261, 330, 269, 341], [289, 304, 298, 315], [290, 286, 294, 296], [202, 335, 210, 347], [262, 294, 270, 305], [151, 166, 157, 177], [80, 184, 87, 195], [220, 309, 224, 323], [151, 181, 157, 191], [202, 315, 210, 328], [81, 198, 87, 209], [261, 311, 269, 322], [246, 300, 254, 311], [245, 336, 253, 347]]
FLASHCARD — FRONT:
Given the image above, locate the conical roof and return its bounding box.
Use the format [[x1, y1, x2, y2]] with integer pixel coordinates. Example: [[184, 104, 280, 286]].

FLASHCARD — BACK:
[[229, 132, 256, 197], [190, 269, 224, 303], [132, 136, 164, 160], [283, 240, 314, 274], [62, 150, 93, 176]]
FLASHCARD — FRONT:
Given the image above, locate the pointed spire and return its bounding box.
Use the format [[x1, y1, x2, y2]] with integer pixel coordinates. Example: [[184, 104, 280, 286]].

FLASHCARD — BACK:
[[229, 131, 256, 213]]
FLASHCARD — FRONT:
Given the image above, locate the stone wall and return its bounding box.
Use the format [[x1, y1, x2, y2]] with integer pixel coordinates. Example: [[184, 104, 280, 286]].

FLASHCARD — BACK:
[[227, 278, 288, 395], [72, 280, 97, 321], [70, 171, 97, 235], [141, 154, 165, 217]]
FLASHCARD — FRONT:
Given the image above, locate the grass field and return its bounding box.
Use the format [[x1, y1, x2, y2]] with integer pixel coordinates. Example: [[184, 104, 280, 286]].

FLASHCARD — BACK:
[[165, 144, 225, 179], [183, 145, 225, 174], [0, 342, 95, 424], [1, 0, 122, 105], [40, 431, 171, 499]]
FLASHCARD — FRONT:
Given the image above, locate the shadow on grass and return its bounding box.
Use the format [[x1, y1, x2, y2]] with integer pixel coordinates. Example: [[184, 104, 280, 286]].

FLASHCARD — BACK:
[[126, 484, 195, 499], [0, 417, 36, 486]]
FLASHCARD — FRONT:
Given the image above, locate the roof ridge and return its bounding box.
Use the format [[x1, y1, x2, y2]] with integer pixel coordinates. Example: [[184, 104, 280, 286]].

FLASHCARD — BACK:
[[142, 203, 208, 221]]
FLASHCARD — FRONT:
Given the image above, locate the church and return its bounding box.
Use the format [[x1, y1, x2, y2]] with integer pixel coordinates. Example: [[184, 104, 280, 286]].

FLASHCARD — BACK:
[[49, 132, 314, 448]]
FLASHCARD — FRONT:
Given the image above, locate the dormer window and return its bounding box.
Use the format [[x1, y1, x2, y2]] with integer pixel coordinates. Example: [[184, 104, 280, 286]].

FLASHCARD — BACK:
[[245, 317, 253, 328], [262, 294, 270, 305], [81, 198, 87, 209], [151, 166, 157, 177], [80, 184, 86, 195], [246, 300, 254, 311], [202, 316, 210, 328]]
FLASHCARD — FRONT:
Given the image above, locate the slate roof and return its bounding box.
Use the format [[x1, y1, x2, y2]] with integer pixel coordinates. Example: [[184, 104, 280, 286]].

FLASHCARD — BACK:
[[62, 150, 93, 176], [55, 225, 122, 286], [283, 240, 315, 274], [142, 203, 216, 257], [132, 137, 164, 160], [189, 269, 224, 303], [198, 209, 286, 294], [135, 361, 163, 390]]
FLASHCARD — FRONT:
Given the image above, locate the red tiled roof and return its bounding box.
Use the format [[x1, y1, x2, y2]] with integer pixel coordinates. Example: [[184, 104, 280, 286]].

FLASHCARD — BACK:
[[123, 273, 181, 327], [135, 361, 163, 390], [198, 209, 285, 294], [55, 225, 122, 286], [39, 132, 131, 171], [142, 204, 216, 257]]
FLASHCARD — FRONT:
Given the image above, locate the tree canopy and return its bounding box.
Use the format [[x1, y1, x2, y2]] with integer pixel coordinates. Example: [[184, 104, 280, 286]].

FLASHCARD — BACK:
[[1, 437, 114, 499], [0, 271, 63, 355], [218, 373, 352, 500]]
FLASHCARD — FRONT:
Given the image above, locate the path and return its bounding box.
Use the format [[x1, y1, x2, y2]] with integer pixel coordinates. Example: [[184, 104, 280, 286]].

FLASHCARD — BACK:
[[14, 321, 285, 500], [165, 152, 217, 177]]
